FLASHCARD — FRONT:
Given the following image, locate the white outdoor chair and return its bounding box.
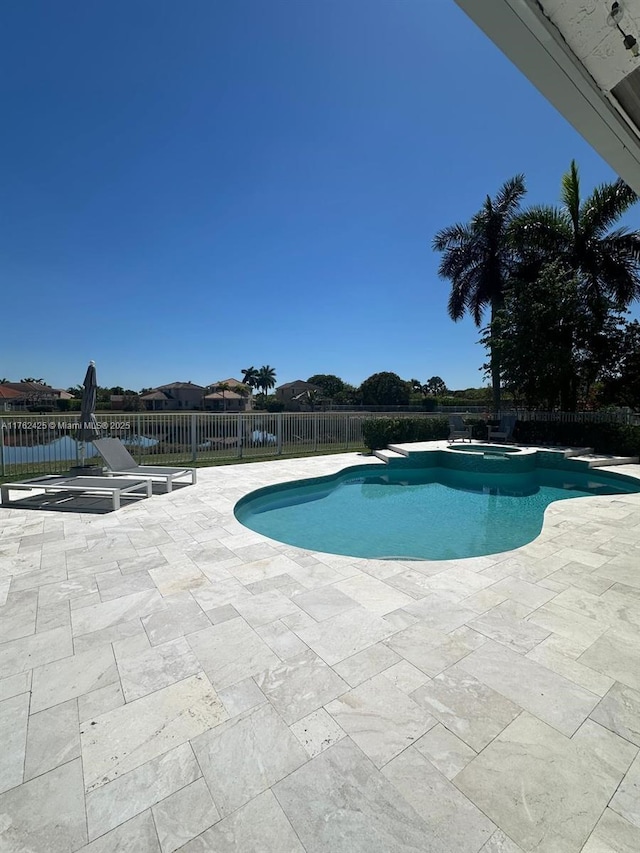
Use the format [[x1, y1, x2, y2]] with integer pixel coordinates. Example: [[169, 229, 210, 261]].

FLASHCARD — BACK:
[[449, 415, 472, 442], [488, 414, 517, 443], [93, 437, 196, 493]]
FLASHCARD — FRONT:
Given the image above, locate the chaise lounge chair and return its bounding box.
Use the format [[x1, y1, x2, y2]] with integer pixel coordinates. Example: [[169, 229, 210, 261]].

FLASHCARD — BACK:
[[93, 438, 197, 493], [488, 414, 517, 443], [449, 415, 472, 442], [1, 475, 152, 512]]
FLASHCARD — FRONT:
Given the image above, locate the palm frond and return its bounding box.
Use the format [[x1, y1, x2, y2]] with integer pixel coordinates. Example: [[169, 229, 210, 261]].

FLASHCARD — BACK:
[[493, 174, 527, 216], [446, 261, 485, 322], [581, 179, 639, 238], [432, 222, 469, 253], [595, 232, 640, 305], [510, 206, 569, 255], [560, 160, 581, 235]]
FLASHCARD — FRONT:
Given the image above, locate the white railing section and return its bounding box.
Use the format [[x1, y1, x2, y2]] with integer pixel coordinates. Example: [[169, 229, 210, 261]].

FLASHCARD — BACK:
[[0, 411, 422, 478], [0, 409, 635, 478]]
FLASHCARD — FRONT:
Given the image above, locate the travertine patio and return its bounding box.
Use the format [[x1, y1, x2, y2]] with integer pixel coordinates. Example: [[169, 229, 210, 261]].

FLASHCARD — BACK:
[[1, 452, 640, 853]]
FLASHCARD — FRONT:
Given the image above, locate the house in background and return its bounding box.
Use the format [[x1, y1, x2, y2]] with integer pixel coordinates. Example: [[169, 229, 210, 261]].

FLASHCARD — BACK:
[[109, 393, 143, 411], [52, 388, 74, 401], [0, 385, 25, 411], [204, 378, 252, 412], [139, 382, 205, 411], [0, 382, 72, 410], [275, 380, 322, 410]]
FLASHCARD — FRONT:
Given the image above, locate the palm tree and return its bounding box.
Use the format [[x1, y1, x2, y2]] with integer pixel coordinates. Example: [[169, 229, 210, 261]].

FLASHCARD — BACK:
[[256, 365, 276, 397], [241, 367, 259, 392], [433, 175, 527, 413], [306, 389, 320, 412], [216, 382, 231, 412], [512, 161, 640, 312], [233, 382, 251, 411]]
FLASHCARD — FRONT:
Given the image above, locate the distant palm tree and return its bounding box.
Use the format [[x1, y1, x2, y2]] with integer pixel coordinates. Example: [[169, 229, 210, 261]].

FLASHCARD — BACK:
[[512, 160, 640, 312], [241, 367, 259, 391], [256, 365, 276, 397], [433, 174, 527, 412], [233, 383, 251, 410], [216, 382, 231, 412], [306, 389, 321, 412]]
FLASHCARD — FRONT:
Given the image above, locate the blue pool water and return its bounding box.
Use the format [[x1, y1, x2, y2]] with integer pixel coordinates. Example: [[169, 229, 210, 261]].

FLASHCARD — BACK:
[[234, 464, 640, 560]]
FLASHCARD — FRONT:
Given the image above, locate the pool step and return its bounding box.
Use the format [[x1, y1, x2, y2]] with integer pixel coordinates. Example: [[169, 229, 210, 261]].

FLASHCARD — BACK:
[[374, 449, 408, 464], [570, 453, 639, 468]]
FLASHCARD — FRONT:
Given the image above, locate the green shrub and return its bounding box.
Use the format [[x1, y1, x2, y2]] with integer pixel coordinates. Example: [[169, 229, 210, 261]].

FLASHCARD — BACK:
[[362, 416, 640, 456], [264, 399, 285, 413], [362, 417, 449, 451], [514, 420, 640, 456]]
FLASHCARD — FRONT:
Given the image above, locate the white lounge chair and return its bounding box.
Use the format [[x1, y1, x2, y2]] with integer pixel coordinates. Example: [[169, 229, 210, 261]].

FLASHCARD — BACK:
[[488, 414, 517, 443], [93, 438, 196, 493], [449, 415, 472, 442], [1, 475, 151, 512]]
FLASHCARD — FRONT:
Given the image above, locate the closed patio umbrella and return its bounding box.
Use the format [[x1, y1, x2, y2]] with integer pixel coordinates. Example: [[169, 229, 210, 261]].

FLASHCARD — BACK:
[[78, 361, 99, 465]]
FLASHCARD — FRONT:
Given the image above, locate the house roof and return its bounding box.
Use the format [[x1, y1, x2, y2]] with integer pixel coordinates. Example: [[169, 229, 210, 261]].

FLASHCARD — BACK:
[[3, 382, 55, 394], [0, 385, 24, 399], [204, 391, 243, 400], [277, 380, 320, 390], [140, 390, 170, 401], [156, 381, 205, 391]]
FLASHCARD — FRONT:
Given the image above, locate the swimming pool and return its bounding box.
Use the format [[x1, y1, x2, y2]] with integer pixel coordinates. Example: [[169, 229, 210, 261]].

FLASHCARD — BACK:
[[235, 460, 640, 560]]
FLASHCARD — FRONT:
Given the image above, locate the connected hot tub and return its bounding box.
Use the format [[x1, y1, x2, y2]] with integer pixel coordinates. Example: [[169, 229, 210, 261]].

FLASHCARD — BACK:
[[442, 442, 537, 474]]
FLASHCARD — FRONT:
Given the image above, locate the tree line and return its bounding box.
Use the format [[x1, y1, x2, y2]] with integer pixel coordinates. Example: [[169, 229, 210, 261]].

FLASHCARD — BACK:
[[56, 368, 460, 411]]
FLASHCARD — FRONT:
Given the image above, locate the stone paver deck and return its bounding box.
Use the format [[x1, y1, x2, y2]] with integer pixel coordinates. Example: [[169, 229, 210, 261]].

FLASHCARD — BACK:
[[1, 452, 640, 852]]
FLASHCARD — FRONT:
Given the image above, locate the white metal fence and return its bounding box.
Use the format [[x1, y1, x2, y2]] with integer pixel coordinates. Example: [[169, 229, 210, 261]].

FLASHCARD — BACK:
[[0, 409, 636, 479], [0, 411, 429, 479]]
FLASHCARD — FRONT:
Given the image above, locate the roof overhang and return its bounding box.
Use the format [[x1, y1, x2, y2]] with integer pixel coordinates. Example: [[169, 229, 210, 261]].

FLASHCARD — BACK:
[[454, 0, 640, 192]]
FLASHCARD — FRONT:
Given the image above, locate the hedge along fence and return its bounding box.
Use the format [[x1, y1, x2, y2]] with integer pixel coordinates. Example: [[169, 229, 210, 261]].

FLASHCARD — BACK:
[[513, 420, 640, 457], [362, 417, 450, 450], [362, 416, 640, 456]]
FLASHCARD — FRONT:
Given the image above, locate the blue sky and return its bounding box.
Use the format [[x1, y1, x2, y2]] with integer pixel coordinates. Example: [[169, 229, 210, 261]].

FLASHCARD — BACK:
[[1, 0, 633, 392]]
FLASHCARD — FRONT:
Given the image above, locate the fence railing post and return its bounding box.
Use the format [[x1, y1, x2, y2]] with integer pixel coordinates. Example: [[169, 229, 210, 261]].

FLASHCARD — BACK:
[[75, 413, 81, 465], [136, 415, 142, 462], [0, 420, 5, 478], [237, 413, 243, 458], [191, 414, 197, 463], [313, 414, 318, 452], [277, 413, 282, 455]]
